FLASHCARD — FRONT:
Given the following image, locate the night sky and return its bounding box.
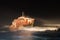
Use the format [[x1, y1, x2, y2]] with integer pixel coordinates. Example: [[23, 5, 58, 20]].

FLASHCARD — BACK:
[[0, 0, 60, 26]]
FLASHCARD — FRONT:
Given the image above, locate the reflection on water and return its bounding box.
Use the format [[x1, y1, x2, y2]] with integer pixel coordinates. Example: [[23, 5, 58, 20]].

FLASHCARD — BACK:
[[12, 31, 34, 40], [0, 30, 60, 40], [11, 31, 42, 40]]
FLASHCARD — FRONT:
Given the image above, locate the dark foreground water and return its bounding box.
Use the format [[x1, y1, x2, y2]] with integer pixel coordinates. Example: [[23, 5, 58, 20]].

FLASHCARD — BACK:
[[0, 30, 60, 40]]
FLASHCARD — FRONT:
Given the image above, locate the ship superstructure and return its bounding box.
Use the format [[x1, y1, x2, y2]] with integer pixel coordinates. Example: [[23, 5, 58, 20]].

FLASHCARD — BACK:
[[9, 12, 35, 31]]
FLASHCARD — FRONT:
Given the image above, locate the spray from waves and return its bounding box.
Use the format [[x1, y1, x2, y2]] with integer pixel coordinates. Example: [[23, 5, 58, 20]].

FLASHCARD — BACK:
[[17, 27, 58, 32]]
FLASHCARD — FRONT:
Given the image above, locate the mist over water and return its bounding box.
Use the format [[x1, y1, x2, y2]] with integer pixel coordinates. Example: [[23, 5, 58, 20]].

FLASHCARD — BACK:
[[0, 28, 60, 40], [0, 30, 45, 40], [0, 17, 60, 40]]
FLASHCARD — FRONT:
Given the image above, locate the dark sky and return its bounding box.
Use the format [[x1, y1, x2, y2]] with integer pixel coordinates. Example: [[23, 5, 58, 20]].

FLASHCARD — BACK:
[[0, 0, 60, 26]]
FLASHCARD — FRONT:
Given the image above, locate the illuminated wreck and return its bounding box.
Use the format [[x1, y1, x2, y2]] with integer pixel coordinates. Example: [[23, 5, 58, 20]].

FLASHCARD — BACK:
[[9, 12, 58, 32], [9, 12, 35, 31]]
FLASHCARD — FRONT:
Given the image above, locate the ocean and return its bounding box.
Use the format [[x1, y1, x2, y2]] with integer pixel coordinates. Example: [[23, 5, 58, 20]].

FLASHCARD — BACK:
[[0, 30, 60, 40]]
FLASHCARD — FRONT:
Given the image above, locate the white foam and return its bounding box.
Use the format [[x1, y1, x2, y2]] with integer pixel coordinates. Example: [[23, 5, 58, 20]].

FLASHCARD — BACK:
[[18, 27, 58, 32]]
